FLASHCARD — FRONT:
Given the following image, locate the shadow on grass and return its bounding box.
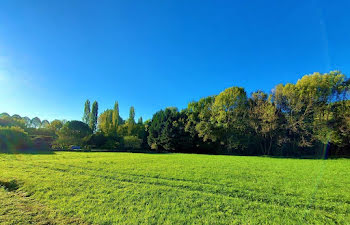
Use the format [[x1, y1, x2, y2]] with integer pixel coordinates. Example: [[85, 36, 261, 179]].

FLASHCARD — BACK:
[[0, 149, 55, 155], [0, 179, 20, 192], [52, 149, 349, 159], [54, 149, 173, 155]]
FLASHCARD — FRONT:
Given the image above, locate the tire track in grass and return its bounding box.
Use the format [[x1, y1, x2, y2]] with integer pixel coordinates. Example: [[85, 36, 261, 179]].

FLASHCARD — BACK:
[[2, 155, 349, 224], [33, 163, 349, 215], [5, 158, 350, 215], [45, 162, 350, 211]]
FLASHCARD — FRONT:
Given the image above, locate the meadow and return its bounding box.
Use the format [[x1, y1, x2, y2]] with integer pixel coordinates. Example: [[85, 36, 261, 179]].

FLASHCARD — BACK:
[[0, 152, 349, 224]]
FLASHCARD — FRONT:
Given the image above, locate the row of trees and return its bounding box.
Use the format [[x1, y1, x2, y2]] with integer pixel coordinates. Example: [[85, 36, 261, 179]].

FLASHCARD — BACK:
[[0, 113, 63, 150], [1, 71, 349, 157], [0, 113, 51, 129], [53, 100, 147, 150], [146, 71, 350, 156]]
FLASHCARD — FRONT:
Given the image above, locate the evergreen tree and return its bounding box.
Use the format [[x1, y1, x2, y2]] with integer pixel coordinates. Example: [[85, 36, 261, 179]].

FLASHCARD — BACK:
[[89, 101, 98, 132], [83, 100, 91, 124]]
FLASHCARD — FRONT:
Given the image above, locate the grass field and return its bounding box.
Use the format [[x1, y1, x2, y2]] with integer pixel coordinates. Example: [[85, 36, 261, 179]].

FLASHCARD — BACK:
[[0, 152, 349, 224]]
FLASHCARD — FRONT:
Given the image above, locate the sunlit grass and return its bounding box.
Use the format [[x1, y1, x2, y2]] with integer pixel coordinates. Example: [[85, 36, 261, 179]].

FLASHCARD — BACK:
[[0, 152, 349, 224]]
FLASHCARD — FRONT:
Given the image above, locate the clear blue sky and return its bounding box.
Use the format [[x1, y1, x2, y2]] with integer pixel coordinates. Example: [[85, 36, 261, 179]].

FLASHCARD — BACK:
[[1, 0, 349, 121]]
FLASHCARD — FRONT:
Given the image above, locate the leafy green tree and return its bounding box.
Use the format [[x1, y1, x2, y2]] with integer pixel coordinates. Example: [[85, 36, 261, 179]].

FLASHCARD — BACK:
[[31, 117, 42, 129], [148, 108, 191, 151], [0, 113, 10, 118], [98, 110, 114, 136], [49, 120, 63, 132], [211, 86, 249, 152], [185, 96, 221, 153], [332, 101, 350, 152], [273, 71, 348, 154], [55, 120, 92, 149], [248, 91, 280, 155], [12, 114, 22, 120], [188, 96, 216, 142], [138, 117, 143, 124], [41, 120, 50, 128], [83, 100, 91, 124], [128, 106, 135, 125], [89, 101, 98, 132], [127, 106, 136, 135], [0, 115, 26, 128], [23, 117, 31, 127]]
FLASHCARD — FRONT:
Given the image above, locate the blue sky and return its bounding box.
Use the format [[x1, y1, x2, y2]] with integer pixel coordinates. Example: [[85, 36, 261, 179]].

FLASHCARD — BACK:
[[1, 0, 350, 121]]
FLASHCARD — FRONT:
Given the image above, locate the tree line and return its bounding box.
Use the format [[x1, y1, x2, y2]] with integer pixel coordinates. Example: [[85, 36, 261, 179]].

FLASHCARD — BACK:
[[1, 71, 349, 156], [147, 71, 349, 157]]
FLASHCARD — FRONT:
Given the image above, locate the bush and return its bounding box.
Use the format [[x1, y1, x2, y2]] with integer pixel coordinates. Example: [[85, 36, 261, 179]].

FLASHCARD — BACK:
[[102, 139, 120, 150], [31, 135, 54, 150], [123, 136, 142, 149], [26, 128, 56, 137], [0, 126, 32, 150]]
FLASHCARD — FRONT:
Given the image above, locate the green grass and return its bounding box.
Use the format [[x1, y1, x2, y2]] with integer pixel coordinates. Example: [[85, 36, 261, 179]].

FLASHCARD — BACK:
[[0, 152, 349, 224], [0, 187, 87, 225]]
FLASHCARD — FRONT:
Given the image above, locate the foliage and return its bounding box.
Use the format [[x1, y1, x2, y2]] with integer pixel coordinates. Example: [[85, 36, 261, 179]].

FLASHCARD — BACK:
[[144, 71, 350, 156], [0, 112, 10, 118], [54, 121, 92, 149], [1, 70, 349, 156], [0, 126, 32, 150], [123, 136, 142, 149], [127, 106, 136, 135], [211, 86, 249, 152], [248, 91, 280, 155], [89, 101, 98, 132], [112, 101, 120, 133], [31, 117, 42, 129], [98, 110, 114, 136], [148, 108, 192, 151], [0, 116, 26, 128], [82, 99, 90, 124], [48, 120, 63, 132], [25, 128, 56, 137], [41, 120, 50, 128]]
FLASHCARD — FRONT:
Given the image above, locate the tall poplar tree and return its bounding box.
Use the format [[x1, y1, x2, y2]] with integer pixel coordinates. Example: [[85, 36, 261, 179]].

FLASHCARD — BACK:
[[89, 101, 98, 132], [83, 100, 91, 124], [128, 106, 135, 125], [112, 101, 119, 132], [128, 106, 136, 135]]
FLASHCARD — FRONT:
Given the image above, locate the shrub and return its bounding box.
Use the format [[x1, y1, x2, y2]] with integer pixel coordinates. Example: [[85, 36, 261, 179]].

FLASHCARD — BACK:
[[31, 135, 54, 150], [0, 126, 32, 150], [101, 139, 120, 150], [123, 136, 142, 149], [26, 128, 56, 137]]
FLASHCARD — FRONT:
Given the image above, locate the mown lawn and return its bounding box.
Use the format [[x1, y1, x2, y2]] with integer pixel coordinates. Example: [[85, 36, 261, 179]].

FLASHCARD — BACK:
[[0, 152, 349, 224]]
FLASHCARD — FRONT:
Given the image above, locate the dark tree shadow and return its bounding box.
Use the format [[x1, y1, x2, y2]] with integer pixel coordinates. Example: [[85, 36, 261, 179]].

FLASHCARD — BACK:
[[0, 149, 55, 155], [0, 179, 20, 192]]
